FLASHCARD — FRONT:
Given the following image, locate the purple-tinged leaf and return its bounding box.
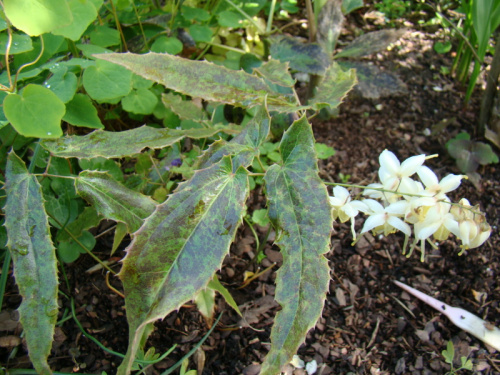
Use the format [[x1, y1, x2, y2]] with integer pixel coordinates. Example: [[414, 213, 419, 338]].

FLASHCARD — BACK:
[[117, 156, 249, 374], [262, 116, 332, 374], [94, 52, 299, 112], [5, 151, 58, 375], [75, 171, 157, 233], [40, 125, 237, 159]]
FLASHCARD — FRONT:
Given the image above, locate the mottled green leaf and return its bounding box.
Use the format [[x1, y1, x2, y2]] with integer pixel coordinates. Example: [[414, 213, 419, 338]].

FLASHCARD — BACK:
[[117, 156, 249, 374], [5, 151, 58, 375], [94, 52, 299, 112], [262, 116, 332, 374], [254, 59, 296, 87], [338, 61, 407, 100], [309, 62, 356, 110], [270, 35, 330, 75], [75, 171, 157, 233], [41, 125, 237, 159], [63, 93, 104, 129], [162, 93, 207, 121], [334, 29, 406, 59], [195, 106, 270, 170]]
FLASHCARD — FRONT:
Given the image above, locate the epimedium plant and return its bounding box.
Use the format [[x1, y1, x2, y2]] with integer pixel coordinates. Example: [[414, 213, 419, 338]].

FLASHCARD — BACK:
[[3, 23, 357, 375], [0, 2, 494, 375]]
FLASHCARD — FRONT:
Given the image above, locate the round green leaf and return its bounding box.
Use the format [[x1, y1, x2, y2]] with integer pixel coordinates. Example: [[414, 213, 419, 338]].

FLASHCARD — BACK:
[[3, 84, 65, 138], [57, 231, 96, 263], [151, 36, 183, 55], [4, 0, 72, 36], [121, 88, 159, 115], [0, 33, 33, 55], [189, 25, 213, 43], [83, 60, 132, 101], [63, 93, 104, 129], [217, 11, 242, 28], [131, 74, 154, 90], [46, 68, 78, 103], [52, 0, 98, 41], [181, 6, 211, 21], [89, 25, 121, 47]]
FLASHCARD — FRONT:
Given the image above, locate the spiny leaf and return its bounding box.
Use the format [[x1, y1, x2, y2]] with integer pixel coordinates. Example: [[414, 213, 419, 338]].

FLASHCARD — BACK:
[[262, 116, 332, 374], [309, 62, 357, 110], [334, 29, 407, 59], [270, 35, 330, 75], [75, 171, 157, 233], [195, 106, 270, 170], [5, 151, 59, 375], [117, 156, 249, 374], [94, 52, 299, 112], [40, 125, 238, 159]]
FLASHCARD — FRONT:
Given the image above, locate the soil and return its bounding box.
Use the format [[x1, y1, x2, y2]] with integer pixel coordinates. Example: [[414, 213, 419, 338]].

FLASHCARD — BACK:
[[1, 5, 500, 375]]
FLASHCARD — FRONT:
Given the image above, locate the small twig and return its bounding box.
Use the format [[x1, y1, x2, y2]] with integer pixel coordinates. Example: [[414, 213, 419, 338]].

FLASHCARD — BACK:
[[106, 271, 124, 298], [366, 317, 381, 348]]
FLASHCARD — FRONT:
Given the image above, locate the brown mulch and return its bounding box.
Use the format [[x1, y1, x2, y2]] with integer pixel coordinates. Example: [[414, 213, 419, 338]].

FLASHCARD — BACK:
[[1, 8, 500, 375]]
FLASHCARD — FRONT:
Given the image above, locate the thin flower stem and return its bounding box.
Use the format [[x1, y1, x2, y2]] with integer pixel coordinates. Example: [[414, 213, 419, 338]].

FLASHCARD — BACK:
[[324, 181, 485, 216]]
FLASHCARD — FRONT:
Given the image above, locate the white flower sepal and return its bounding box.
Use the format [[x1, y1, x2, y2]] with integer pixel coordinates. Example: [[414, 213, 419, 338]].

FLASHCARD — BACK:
[[378, 150, 426, 191], [417, 166, 465, 200], [329, 186, 368, 239], [361, 199, 411, 236]]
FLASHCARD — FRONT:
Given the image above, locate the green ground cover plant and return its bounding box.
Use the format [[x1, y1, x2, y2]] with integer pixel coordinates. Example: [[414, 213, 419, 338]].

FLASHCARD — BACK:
[[0, 1, 494, 374]]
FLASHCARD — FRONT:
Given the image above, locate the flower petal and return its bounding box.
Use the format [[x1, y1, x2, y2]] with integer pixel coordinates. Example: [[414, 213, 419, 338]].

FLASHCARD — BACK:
[[361, 214, 385, 233], [387, 216, 412, 236], [379, 150, 401, 176], [363, 199, 385, 214], [333, 186, 350, 202], [417, 166, 439, 188], [400, 154, 426, 177], [439, 174, 464, 193]]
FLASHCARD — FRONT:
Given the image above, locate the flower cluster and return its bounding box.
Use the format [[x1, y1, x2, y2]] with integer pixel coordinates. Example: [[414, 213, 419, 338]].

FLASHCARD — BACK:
[[329, 150, 492, 261]]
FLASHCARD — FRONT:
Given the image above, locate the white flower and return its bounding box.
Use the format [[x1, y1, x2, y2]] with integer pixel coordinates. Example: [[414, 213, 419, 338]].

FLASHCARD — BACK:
[[306, 359, 318, 374], [378, 150, 426, 191], [450, 198, 492, 250], [361, 199, 411, 236], [290, 355, 304, 368], [417, 166, 465, 201], [414, 202, 459, 242], [330, 186, 368, 239]]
